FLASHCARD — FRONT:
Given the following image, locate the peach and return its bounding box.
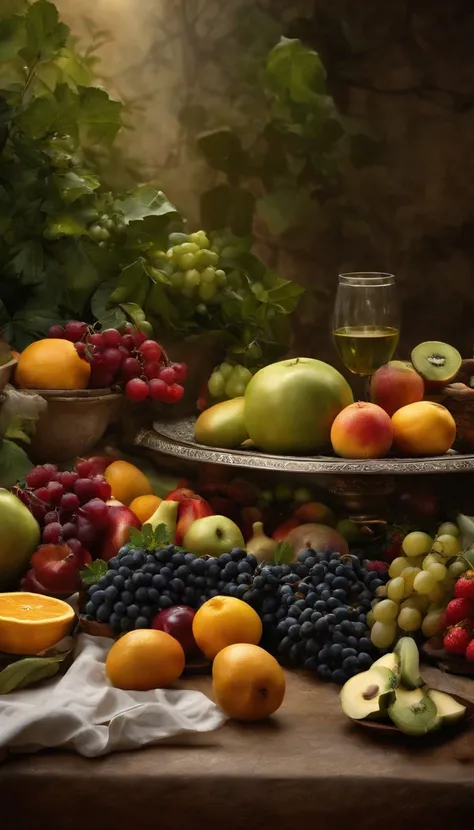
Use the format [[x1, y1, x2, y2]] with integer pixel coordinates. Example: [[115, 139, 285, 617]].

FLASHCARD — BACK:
[[331, 402, 393, 459], [293, 501, 336, 527], [369, 361, 425, 417], [391, 401, 456, 456]]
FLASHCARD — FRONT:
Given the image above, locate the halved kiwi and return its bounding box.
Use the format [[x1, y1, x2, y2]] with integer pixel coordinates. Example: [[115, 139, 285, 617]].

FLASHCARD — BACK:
[[411, 341, 462, 388]]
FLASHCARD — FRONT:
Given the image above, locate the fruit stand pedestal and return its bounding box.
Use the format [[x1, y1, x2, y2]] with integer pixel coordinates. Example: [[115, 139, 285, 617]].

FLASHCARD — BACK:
[[1, 666, 473, 830]]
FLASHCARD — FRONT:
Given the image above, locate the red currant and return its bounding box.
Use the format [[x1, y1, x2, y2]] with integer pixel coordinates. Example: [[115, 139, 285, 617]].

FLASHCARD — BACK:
[[102, 347, 123, 373], [102, 328, 122, 348], [75, 342, 87, 358], [89, 367, 115, 389], [133, 330, 147, 347], [125, 378, 150, 402], [121, 357, 142, 380], [165, 383, 184, 404], [76, 460, 93, 478], [34, 486, 50, 503]]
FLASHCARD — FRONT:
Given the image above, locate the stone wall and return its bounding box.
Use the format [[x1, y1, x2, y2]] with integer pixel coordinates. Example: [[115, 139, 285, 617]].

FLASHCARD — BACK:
[[57, 0, 474, 370]]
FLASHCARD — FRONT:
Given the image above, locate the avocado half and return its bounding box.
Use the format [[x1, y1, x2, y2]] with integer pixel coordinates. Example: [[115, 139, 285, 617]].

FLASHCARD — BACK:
[[388, 688, 440, 736], [340, 666, 397, 721], [394, 637, 423, 690], [372, 651, 400, 680]]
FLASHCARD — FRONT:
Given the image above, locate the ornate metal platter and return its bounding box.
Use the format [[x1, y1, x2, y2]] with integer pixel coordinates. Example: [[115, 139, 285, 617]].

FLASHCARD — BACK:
[[134, 417, 474, 476]]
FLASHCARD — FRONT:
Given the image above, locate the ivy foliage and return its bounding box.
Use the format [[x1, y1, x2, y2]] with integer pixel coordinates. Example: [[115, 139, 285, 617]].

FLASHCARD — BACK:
[[0, 0, 303, 368]]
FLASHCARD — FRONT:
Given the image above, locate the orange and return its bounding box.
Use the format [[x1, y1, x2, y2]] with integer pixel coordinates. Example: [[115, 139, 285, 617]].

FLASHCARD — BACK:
[[106, 629, 185, 691], [129, 494, 162, 524], [0, 592, 75, 654], [192, 596, 262, 660], [391, 401, 456, 456], [212, 643, 286, 721], [105, 460, 153, 506], [15, 338, 90, 390]]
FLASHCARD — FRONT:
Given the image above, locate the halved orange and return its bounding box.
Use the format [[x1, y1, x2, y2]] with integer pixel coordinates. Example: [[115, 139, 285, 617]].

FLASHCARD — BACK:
[[0, 592, 75, 654]]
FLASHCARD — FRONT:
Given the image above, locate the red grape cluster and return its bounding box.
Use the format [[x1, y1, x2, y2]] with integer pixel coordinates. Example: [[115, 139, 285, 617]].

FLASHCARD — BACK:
[[48, 321, 188, 403], [16, 459, 112, 556]]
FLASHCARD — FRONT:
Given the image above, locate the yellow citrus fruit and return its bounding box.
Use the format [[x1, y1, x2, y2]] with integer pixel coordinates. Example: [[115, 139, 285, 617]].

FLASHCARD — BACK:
[[0, 592, 75, 654], [212, 643, 286, 721], [15, 339, 90, 390], [192, 596, 262, 660], [129, 494, 162, 524], [106, 629, 185, 691], [104, 460, 153, 506]]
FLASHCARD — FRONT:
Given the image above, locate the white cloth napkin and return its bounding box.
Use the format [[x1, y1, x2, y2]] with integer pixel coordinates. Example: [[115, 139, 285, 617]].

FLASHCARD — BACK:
[[0, 634, 225, 759]]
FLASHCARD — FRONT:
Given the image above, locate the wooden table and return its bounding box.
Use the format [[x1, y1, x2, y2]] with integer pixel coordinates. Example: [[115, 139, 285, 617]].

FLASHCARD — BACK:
[[1, 667, 473, 830]]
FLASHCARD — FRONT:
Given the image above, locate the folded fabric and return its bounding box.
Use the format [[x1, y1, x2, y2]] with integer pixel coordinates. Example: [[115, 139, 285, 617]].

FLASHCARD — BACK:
[[0, 633, 225, 759]]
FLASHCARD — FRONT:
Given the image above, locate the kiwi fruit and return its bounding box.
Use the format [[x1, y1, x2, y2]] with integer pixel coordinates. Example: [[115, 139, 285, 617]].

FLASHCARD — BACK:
[[411, 341, 462, 388], [388, 688, 440, 736]]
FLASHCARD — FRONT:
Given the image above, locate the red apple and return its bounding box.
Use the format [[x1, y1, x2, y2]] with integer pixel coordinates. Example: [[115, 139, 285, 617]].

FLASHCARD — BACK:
[[20, 568, 50, 596], [207, 495, 240, 525], [272, 517, 300, 541], [165, 487, 196, 503], [100, 504, 141, 561], [152, 605, 198, 656], [175, 495, 213, 546], [30, 544, 84, 594]]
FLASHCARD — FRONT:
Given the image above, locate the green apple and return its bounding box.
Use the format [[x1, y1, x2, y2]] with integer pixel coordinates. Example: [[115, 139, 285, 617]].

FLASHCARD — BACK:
[[183, 515, 244, 557], [244, 357, 353, 454], [0, 488, 41, 590]]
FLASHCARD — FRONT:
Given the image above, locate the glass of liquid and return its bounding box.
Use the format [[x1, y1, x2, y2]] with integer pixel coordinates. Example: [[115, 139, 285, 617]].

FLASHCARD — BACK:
[[332, 272, 399, 376]]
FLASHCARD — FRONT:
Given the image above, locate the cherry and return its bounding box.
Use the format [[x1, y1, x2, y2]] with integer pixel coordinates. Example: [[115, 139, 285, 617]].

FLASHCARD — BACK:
[[149, 378, 168, 401], [159, 366, 176, 385], [172, 362, 188, 382], [133, 330, 147, 347], [102, 347, 122, 373], [60, 492, 80, 512], [75, 342, 87, 358], [120, 334, 135, 351], [88, 332, 105, 348], [102, 328, 122, 348], [143, 361, 161, 379], [121, 357, 141, 380], [64, 321, 88, 343], [48, 325, 64, 339], [164, 383, 184, 404], [125, 378, 150, 402], [140, 340, 162, 362]]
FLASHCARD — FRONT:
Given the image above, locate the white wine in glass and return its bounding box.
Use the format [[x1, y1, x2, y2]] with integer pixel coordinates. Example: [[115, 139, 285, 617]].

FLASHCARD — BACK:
[[333, 273, 400, 376]]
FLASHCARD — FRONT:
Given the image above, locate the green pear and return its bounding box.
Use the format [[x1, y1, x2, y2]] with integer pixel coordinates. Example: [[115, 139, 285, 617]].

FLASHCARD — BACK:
[[144, 499, 179, 542], [0, 488, 41, 590]]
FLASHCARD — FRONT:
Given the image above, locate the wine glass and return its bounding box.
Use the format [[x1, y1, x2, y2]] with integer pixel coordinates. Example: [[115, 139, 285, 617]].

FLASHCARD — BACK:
[[332, 272, 400, 376]]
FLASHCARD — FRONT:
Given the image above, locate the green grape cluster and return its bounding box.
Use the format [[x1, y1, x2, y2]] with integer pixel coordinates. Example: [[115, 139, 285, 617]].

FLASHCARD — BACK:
[[208, 362, 253, 400], [156, 231, 227, 309]]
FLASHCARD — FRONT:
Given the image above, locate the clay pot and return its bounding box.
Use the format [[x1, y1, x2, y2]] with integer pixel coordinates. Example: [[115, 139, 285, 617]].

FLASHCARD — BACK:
[[23, 388, 122, 463], [0, 358, 18, 393]]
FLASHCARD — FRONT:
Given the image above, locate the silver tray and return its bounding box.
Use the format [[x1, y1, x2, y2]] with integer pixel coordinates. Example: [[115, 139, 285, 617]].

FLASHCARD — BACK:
[[134, 417, 474, 476]]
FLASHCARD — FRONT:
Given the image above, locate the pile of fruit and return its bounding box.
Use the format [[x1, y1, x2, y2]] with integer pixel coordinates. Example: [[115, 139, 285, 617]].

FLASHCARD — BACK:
[[14, 321, 187, 404], [369, 524, 463, 649], [83, 527, 388, 686], [195, 340, 463, 460], [340, 637, 466, 736]]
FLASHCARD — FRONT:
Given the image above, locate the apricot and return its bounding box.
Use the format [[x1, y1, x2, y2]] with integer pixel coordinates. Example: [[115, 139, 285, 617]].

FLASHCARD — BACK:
[[330, 402, 393, 459], [391, 401, 456, 456], [370, 361, 424, 417]]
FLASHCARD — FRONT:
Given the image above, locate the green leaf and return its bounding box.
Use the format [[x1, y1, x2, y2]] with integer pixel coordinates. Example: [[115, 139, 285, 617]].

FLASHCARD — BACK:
[[0, 438, 32, 488], [53, 170, 100, 202], [0, 651, 70, 694], [45, 214, 86, 237], [119, 185, 178, 225], [110, 259, 149, 306], [197, 128, 244, 176], [145, 281, 178, 327], [23, 0, 69, 62], [0, 15, 27, 61], [266, 38, 326, 104], [77, 86, 122, 145], [119, 301, 146, 328], [9, 240, 44, 285], [15, 94, 58, 139], [80, 559, 108, 586], [274, 541, 294, 566], [129, 523, 172, 551], [256, 189, 313, 236]]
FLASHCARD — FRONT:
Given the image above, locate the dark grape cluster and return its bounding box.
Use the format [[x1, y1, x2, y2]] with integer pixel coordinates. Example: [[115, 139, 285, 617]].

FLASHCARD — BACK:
[[48, 320, 187, 403], [85, 544, 387, 684], [85, 545, 255, 634]]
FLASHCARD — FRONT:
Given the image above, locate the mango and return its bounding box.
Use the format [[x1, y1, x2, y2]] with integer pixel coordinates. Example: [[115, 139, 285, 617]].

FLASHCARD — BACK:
[[194, 398, 248, 449]]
